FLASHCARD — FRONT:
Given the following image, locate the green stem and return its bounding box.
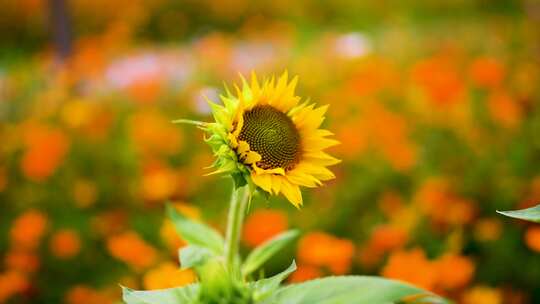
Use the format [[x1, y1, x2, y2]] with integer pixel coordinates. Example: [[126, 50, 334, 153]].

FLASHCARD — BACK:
[[224, 184, 250, 274]]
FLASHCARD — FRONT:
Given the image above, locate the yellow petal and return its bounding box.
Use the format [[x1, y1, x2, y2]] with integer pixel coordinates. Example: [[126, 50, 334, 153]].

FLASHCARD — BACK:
[[244, 151, 262, 164], [251, 173, 273, 193], [280, 181, 303, 207]]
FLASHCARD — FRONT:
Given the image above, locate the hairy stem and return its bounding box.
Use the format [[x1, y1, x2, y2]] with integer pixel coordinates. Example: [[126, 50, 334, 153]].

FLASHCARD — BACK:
[[224, 184, 250, 275]]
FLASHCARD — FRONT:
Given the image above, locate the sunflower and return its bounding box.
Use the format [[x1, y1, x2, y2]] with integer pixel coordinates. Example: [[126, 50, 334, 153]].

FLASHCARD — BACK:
[[189, 72, 340, 207]]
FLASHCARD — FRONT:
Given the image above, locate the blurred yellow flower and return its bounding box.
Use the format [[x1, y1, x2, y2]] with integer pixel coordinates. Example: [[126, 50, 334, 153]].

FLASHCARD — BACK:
[[73, 179, 98, 208], [462, 286, 502, 304], [474, 218, 502, 242], [143, 262, 196, 290]]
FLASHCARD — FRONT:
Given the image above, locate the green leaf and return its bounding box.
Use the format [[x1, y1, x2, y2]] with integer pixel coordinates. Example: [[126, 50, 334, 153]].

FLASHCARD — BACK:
[[167, 204, 225, 254], [179, 245, 215, 269], [497, 204, 540, 223], [243, 230, 299, 276], [251, 260, 297, 301], [122, 284, 199, 304], [260, 276, 449, 304]]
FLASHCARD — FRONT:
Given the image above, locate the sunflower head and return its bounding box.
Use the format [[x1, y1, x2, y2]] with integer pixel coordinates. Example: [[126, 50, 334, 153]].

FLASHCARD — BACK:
[[197, 72, 340, 207]]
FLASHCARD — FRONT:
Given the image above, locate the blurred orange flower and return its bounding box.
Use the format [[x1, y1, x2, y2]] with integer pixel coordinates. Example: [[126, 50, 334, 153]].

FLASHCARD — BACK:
[[469, 57, 505, 89], [524, 226, 540, 253], [288, 264, 322, 283], [141, 161, 178, 202], [369, 224, 409, 253], [107, 231, 158, 270], [143, 262, 196, 290], [50, 229, 82, 259], [297, 232, 355, 275], [411, 56, 464, 106], [415, 178, 476, 227], [435, 254, 475, 290], [65, 285, 114, 304], [10, 210, 48, 250], [488, 91, 522, 128], [0, 271, 29, 303], [130, 110, 183, 156], [5, 250, 40, 273], [382, 248, 438, 291], [363, 103, 417, 171], [462, 286, 502, 304], [242, 209, 288, 247], [20, 123, 70, 182]]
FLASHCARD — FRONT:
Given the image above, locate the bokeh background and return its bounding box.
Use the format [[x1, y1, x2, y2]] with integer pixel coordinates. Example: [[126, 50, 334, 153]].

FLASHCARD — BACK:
[[1, 0, 540, 303]]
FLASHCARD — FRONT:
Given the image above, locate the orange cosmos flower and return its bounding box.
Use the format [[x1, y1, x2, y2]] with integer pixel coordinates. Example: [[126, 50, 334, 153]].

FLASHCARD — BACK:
[[288, 264, 323, 283], [411, 56, 464, 106], [382, 248, 438, 291], [369, 224, 409, 253], [20, 123, 70, 182], [524, 226, 540, 253], [130, 110, 183, 156], [10, 210, 48, 250], [4, 250, 40, 273], [297, 232, 355, 275], [65, 285, 114, 304], [50, 229, 82, 259], [143, 262, 196, 290], [107, 231, 158, 270], [141, 161, 178, 202], [487, 91, 522, 128], [0, 271, 29, 303], [469, 57, 505, 89], [435, 254, 475, 290], [242, 209, 288, 247]]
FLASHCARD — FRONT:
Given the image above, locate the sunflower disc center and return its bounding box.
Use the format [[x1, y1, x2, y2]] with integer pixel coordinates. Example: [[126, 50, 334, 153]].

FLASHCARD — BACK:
[[238, 105, 301, 170]]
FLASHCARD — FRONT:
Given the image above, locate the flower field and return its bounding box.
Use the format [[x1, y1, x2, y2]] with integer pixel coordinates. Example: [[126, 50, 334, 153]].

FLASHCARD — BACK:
[[1, 1, 540, 303]]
